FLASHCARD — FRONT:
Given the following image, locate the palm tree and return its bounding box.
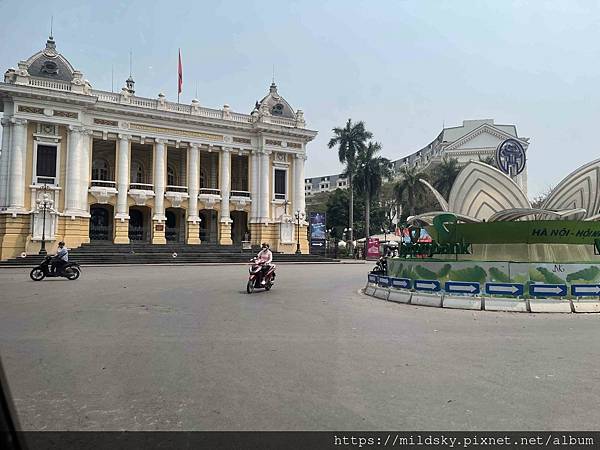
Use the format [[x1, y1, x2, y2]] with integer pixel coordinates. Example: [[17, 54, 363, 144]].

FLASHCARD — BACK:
[[432, 156, 461, 200], [394, 164, 428, 217], [328, 119, 372, 249], [355, 142, 392, 238]]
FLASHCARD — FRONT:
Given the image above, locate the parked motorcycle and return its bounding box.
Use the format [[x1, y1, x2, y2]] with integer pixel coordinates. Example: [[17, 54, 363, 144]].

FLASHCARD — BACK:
[[246, 257, 276, 293], [371, 256, 387, 275], [29, 256, 81, 281]]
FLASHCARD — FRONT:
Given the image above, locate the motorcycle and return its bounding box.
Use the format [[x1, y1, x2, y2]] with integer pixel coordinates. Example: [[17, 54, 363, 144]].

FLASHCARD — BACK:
[[246, 257, 276, 293], [371, 256, 387, 276], [30, 256, 81, 281]]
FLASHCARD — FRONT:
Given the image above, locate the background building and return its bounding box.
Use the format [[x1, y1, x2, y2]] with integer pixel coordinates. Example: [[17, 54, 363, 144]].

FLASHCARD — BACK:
[[0, 35, 317, 260], [305, 119, 530, 196]]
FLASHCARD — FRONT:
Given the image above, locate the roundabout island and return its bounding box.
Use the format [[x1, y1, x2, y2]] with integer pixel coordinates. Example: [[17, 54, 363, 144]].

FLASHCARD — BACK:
[[365, 155, 600, 314]]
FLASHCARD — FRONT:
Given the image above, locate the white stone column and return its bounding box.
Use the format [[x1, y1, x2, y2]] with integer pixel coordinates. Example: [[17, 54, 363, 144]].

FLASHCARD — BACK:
[[153, 138, 166, 221], [294, 153, 307, 217], [187, 143, 200, 221], [115, 134, 130, 219], [219, 147, 232, 222], [7, 118, 27, 212], [249, 149, 260, 222], [65, 126, 84, 215], [0, 118, 12, 208], [78, 130, 92, 214], [260, 150, 271, 222]]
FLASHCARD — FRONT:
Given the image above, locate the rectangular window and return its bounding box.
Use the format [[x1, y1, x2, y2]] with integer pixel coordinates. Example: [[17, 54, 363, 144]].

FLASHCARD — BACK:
[[274, 169, 286, 200], [36, 145, 57, 183]]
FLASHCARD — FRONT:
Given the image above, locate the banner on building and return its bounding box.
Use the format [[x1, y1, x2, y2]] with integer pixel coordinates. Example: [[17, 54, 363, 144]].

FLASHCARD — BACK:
[[309, 212, 326, 254]]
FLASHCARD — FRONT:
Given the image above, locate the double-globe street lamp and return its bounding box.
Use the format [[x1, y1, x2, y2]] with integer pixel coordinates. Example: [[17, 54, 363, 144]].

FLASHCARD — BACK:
[[294, 209, 305, 255], [36, 184, 53, 255]]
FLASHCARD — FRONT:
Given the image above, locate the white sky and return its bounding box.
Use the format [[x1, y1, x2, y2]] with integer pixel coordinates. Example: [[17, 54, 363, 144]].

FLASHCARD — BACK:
[[1, 0, 599, 197]]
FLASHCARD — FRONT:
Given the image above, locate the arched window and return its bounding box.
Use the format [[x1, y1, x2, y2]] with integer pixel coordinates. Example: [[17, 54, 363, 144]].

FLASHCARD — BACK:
[[167, 165, 177, 186], [92, 159, 109, 181], [131, 161, 145, 184]]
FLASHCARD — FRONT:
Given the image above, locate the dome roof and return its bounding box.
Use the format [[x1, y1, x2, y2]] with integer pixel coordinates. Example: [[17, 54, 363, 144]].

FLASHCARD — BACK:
[[24, 36, 76, 82], [254, 82, 295, 119]]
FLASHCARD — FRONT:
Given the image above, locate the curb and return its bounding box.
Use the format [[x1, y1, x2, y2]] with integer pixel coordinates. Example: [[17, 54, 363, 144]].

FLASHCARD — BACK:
[[363, 285, 595, 314]]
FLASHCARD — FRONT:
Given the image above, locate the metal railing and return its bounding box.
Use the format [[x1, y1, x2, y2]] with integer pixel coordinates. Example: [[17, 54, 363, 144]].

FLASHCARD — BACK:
[[90, 180, 117, 188], [231, 190, 251, 198], [129, 183, 154, 191], [166, 185, 188, 193], [199, 188, 221, 196]]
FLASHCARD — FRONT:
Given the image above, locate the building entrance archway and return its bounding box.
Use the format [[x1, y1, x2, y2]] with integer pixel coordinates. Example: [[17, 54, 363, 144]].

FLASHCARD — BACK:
[[230, 211, 248, 244], [166, 208, 186, 243], [199, 209, 218, 243], [89, 204, 113, 241], [129, 206, 151, 242]]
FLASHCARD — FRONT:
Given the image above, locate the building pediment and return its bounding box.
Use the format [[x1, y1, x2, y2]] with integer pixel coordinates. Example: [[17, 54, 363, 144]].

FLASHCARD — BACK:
[[445, 124, 529, 152]]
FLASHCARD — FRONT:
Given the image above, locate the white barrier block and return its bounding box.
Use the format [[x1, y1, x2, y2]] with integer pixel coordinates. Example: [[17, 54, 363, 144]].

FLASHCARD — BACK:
[[529, 299, 572, 313], [364, 286, 377, 296], [388, 289, 412, 304], [572, 300, 600, 313], [443, 295, 481, 310], [411, 293, 443, 308], [484, 298, 528, 312], [373, 288, 390, 300]]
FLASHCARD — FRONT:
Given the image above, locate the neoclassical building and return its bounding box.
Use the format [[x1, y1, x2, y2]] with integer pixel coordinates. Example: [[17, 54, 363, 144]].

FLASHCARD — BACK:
[[0, 35, 316, 260]]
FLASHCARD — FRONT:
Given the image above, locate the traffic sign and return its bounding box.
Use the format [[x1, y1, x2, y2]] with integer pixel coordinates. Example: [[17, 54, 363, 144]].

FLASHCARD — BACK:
[[485, 282, 524, 297], [378, 276, 391, 287], [529, 283, 567, 297], [368, 274, 378, 284], [414, 279, 441, 292], [571, 284, 600, 297], [390, 278, 411, 289], [445, 281, 480, 295]]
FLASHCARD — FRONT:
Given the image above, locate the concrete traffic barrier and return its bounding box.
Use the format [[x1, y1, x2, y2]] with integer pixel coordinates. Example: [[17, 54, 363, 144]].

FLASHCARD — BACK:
[[364, 285, 377, 296], [411, 292, 443, 308], [529, 299, 572, 313], [387, 289, 412, 304], [484, 298, 528, 312], [373, 287, 390, 300], [443, 295, 482, 310], [572, 300, 600, 313]]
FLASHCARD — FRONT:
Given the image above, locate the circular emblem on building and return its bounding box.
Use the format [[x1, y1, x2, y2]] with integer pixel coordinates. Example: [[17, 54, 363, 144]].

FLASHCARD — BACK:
[[495, 139, 526, 176]]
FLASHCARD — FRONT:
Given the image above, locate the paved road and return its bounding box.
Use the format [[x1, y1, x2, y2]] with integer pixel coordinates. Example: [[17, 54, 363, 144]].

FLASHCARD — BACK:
[[0, 264, 599, 431]]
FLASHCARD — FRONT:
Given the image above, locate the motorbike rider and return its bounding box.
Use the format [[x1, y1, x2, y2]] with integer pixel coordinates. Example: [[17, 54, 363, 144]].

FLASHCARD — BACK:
[[51, 241, 69, 275], [256, 242, 273, 285]]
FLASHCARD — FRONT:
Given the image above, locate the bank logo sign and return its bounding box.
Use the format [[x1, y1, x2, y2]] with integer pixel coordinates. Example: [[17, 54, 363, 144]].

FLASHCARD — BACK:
[[496, 138, 526, 176]]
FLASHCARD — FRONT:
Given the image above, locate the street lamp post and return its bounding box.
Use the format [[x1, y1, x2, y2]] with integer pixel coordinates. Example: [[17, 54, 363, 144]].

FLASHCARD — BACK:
[[37, 184, 50, 255], [344, 227, 352, 257], [294, 209, 304, 255]]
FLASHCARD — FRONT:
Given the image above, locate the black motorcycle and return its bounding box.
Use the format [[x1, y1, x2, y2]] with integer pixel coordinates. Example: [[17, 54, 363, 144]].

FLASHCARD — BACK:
[[30, 256, 81, 281], [371, 256, 387, 275]]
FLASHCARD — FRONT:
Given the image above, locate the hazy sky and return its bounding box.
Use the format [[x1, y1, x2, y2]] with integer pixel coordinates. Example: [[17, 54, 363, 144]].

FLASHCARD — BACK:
[[1, 0, 599, 197]]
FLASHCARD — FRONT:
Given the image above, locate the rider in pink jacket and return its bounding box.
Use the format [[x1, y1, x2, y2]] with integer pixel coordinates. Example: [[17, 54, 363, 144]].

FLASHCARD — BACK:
[[257, 243, 273, 284]]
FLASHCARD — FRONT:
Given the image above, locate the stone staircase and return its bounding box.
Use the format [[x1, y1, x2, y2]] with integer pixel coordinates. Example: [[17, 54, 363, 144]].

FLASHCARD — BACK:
[[0, 242, 339, 266]]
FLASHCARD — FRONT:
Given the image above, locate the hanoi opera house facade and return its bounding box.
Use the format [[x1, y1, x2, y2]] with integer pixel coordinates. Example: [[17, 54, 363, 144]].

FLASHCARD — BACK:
[[0, 36, 317, 259]]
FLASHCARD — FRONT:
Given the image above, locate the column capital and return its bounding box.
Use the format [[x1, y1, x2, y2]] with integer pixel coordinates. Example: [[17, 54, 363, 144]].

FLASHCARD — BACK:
[[154, 138, 167, 145], [67, 124, 87, 134], [10, 117, 27, 126], [117, 133, 132, 141], [294, 153, 308, 161], [221, 146, 232, 153], [189, 142, 200, 149], [1, 118, 11, 127]]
